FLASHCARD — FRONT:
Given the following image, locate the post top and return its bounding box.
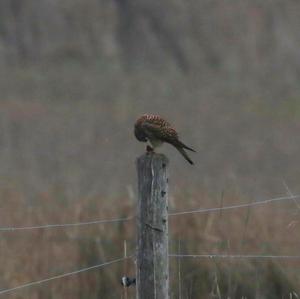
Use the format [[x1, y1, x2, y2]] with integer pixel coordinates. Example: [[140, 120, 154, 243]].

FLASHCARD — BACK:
[[137, 152, 169, 165]]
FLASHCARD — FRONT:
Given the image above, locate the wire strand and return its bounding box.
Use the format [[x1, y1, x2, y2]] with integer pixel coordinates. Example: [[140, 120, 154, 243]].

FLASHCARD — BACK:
[[169, 194, 300, 216], [0, 216, 133, 231], [0, 256, 130, 296], [169, 254, 300, 259], [1, 194, 299, 231]]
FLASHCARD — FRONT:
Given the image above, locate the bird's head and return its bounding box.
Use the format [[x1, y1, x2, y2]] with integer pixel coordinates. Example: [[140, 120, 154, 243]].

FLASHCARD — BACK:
[[134, 125, 147, 142]]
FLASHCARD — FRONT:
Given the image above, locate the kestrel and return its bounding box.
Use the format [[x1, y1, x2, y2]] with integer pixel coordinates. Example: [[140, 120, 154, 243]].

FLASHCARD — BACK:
[[134, 114, 195, 165]]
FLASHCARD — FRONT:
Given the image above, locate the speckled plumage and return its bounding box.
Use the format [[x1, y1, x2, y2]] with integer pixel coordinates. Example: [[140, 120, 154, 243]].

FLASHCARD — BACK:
[[134, 114, 195, 164]]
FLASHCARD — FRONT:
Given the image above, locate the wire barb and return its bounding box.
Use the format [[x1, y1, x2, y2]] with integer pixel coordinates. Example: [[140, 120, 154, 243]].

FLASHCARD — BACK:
[[282, 180, 300, 211]]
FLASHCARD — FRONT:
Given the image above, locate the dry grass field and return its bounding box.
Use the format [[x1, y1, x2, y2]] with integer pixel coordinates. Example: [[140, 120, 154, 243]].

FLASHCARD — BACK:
[[0, 1, 300, 298], [0, 184, 299, 298]]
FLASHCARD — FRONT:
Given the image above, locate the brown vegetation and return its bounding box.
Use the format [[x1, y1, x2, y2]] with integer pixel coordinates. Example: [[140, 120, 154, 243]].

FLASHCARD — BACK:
[[0, 187, 299, 298], [0, 0, 300, 298]]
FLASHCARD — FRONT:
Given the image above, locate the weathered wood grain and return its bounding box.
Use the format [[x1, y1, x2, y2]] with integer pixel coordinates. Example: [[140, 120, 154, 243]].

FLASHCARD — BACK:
[[136, 153, 169, 299]]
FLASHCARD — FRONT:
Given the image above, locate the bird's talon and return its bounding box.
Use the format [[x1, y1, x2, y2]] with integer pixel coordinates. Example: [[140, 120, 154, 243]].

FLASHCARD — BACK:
[[146, 145, 154, 153]]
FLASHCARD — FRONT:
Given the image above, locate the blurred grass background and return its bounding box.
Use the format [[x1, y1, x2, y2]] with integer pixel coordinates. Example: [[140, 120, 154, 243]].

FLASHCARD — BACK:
[[0, 0, 300, 298]]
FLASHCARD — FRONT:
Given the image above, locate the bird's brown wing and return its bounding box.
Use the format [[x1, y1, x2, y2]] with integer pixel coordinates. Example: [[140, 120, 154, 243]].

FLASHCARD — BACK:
[[141, 117, 195, 164], [141, 121, 178, 142]]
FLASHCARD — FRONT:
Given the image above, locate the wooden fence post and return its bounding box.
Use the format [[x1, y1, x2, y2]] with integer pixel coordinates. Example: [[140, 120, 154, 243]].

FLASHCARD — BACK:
[[136, 153, 169, 299]]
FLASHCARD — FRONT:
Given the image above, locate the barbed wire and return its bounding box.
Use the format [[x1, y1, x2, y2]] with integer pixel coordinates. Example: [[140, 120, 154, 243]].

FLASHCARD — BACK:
[[169, 254, 300, 259], [0, 216, 134, 232], [1, 252, 298, 296], [0, 256, 131, 296], [1, 192, 299, 296], [1, 194, 299, 231], [169, 194, 300, 216], [282, 180, 300, 211]]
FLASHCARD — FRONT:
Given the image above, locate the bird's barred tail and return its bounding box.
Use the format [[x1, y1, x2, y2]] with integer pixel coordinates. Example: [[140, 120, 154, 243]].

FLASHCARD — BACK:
[[175, 140, 196, 152], [175, 146, 194, 165]]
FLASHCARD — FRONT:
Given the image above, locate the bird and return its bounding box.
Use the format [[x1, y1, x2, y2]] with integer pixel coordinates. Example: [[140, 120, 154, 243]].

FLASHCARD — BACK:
[[134, 114, 195, 165], [121, 276, 136, 287]]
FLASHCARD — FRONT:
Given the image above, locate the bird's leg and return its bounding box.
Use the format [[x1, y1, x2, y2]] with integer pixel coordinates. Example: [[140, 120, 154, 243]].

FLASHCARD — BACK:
[[146, 145, 154, 153]]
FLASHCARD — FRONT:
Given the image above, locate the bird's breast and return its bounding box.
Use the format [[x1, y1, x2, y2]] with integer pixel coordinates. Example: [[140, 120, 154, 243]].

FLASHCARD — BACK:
[[149, 138, 163, 148]]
